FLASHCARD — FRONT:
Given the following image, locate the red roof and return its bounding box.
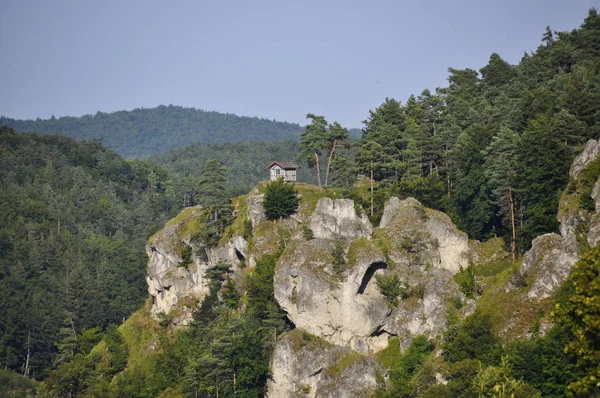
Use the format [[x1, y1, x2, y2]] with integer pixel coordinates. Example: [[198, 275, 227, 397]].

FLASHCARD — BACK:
[[266, 161, 299, 170]]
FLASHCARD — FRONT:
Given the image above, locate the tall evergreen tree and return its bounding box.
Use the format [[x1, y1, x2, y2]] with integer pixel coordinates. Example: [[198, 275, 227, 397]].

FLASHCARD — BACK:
[[299, 114, 328, 188], [483, 128, 520, 260], [196, 159, 231, 220]]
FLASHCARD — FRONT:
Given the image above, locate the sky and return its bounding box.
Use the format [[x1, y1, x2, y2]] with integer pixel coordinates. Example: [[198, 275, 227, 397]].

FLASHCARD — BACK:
[[0, 0, 597, 128]]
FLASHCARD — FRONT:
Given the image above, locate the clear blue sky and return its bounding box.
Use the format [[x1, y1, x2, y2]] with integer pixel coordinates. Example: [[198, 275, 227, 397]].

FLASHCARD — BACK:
[[1, 0, 597, 127]]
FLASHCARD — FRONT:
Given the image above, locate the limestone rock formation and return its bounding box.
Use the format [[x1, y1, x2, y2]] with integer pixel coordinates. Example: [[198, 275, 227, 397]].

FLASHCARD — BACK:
[[379, 197, 471, 274], [274, 238, 390, 354], [274, 196, 474, 352], [309, 198, 372, 240], [142, 139, 600, 395], [570, 138, 600, 179], [246, 193, 266, 228], [514, 233, 579, 300], [145, 206, 248, 325], [267, 330, 382, 398]]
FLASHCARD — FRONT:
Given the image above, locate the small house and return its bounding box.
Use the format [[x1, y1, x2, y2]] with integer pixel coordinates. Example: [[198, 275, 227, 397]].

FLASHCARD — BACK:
[[266, 161, 298, 182]]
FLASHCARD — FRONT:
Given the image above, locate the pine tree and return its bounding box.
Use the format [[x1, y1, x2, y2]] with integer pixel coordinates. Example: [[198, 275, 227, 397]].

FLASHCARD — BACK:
[[263, 178, 300, 221], [483, 127, 519, 260], [299, 114, 328, 188], [196, 159, 230, 218]]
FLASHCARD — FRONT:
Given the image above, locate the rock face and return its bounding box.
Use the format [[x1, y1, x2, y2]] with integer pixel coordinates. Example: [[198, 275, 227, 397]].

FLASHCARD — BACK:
[[516, 233, 579, 300], [275, 196, 473, 353], [143, 141, 600, 395], [267, 330, 382, 398], [310, 198, 372, 240], [570, 138, 600, 179], [274, 238, 390, 354], [246, 193, 266, 228], [146, 206, 247, 325], [587, 179, 600, 246], [379, 197, 471, 273]]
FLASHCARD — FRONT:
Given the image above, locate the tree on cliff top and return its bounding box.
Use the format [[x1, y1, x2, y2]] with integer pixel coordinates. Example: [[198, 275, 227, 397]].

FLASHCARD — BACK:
[[263, 178, 300, 220], [196, 159, 231, 219], [299, 114, 348, 188]]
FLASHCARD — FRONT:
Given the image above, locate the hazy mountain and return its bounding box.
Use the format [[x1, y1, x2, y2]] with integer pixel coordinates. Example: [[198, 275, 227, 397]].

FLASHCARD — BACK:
[[0, 105, 305, 158]]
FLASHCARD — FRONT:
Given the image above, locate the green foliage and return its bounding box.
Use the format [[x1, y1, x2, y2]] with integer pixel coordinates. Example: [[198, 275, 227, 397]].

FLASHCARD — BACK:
[[221, 276, 240, 309], [177, 244, 193, 269], [299, 114, 349, 187], [0, 370, 37, 397], [331, 239, 347, 276], [183, 251, 289, 397], [505, 326, 581, 397], [445, 359, 480, 398], [375, 335, 435, 397], [154, 140, 316, 195], [0, 127, 180, 377], [263, 178, 300, 220], [375, 273, 405, 306], [302, 225, 314, 240], [515, 114, 571, 248], [576, 154, 600, 211], [472, 357, 541, 398], [0, 105, 304, 158], [454, 265, 478, 299], [553, 245, 600, 396], [196, 159, 230, 210], [443, 311, 502, 365], [105, 325, 128, 377]]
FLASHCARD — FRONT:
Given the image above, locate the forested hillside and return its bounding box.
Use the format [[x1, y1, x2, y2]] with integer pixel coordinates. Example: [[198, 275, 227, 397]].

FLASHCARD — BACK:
[[307, 9, 600, 257], [0, 105, 304, 158], [0, 127, 182, 378], [2, 8, 600, 398], [153, 140, 315, 195]]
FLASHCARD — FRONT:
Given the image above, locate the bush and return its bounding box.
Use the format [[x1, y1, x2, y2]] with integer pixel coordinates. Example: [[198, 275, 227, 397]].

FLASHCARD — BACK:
[[302, 225, 314, 240], [332, 239, 346, 275], [263, 178, 300, 220], [375, 274, 406, 305], [443, 311, 501, 365], [454, 265, 478, 298]]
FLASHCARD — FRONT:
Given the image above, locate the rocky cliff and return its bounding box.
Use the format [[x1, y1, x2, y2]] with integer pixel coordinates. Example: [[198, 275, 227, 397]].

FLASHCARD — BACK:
[[144, 140, 600, 395], [144, 184, 483, 395]]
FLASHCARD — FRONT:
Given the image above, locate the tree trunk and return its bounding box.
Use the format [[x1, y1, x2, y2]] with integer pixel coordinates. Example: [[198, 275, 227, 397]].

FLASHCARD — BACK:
[[445, 158, 451, 197], [314, 152, 322, 189], [23, 331, 30, 377], [324, 139, 338, 187], [508, 187, 516, 263], [370, 163, 374, 217]]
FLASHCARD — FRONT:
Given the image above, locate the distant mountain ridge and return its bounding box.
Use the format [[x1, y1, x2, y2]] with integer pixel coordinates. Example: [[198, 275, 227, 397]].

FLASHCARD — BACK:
[[0, 105, 305, 158]]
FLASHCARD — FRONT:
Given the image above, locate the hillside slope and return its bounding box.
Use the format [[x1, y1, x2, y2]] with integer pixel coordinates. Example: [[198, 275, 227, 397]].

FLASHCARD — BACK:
[[44, 139, 600, 397], [0, 105, 304, 158], [0, 126, 181, 378]]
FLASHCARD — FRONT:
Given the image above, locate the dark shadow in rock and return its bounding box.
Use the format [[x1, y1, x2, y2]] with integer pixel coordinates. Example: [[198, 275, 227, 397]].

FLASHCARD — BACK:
[[357, 261, 387, 294], [235, 248, 245, 264]]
